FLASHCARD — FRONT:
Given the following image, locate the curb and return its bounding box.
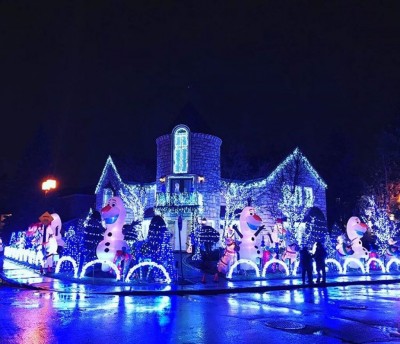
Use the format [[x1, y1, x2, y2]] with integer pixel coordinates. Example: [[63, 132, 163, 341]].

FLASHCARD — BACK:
[[2, 269, 400, 296]]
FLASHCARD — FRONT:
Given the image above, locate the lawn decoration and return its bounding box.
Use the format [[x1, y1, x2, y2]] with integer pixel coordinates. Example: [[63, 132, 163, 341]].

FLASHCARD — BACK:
[[113, 246, 133, 279], [239, 206, 264, 262], [217, 226, 240, 274], [387, 238, 400, 258], [368, 249, 379, 270], [281, 242, 299, 273], [260, 219, 288, 271], [271, 219, 287, 259], [345, 216, 369, 268], [139, 215, 176, 281], [51, 213, 64, 262], [336, 233, 354, 258], [39, 212, 58, 273], [96, 196, 129, 272], [26, 222, 42, 250]]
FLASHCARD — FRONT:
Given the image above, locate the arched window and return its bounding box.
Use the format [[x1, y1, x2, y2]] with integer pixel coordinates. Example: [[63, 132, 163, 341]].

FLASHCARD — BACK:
[[173, 126, 189, 173]]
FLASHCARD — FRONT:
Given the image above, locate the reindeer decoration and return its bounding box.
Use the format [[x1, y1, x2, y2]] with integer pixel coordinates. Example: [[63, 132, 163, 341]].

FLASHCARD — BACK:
[[217, 226, 242, 274]]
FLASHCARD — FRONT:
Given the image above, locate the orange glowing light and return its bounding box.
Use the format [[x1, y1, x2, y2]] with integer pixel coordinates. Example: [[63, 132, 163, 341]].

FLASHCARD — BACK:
[[42, 179, 57, 191]]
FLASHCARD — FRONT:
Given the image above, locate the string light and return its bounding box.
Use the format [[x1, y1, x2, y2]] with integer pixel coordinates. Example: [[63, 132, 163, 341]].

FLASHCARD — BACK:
[[266, 147, 327, 188], [173, 127, 189, 174], [359, 196, 400, 257], [139, 215, 176, 281]]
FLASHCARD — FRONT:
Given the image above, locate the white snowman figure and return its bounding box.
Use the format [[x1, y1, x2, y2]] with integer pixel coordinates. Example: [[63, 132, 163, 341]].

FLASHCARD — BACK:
[[346, 216, 369, 268], [51, 213, 64, 263], [96, 196, 129, 272], [238, 206, 263, 263]]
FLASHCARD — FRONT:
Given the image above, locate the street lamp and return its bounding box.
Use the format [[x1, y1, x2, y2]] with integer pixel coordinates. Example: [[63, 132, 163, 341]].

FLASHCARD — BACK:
[[0, 213, 12, 230], [42, 178, 57, 196], [42, 178, 58, 212]]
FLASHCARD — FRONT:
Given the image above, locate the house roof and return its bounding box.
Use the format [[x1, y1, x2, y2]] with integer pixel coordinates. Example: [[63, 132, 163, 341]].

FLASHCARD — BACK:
[[96, 143, 326, 192], [270, 147, 327, 188], [247, 147, 327, 189]]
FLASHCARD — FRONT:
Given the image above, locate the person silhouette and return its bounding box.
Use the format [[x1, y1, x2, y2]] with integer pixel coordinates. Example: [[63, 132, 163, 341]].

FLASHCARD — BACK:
[[299, 245, 313, 285], [313, 241, 327, 284]]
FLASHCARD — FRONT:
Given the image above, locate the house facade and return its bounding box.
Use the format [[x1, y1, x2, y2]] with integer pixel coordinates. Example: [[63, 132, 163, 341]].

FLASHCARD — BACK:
[[94, 124, 328, 252]]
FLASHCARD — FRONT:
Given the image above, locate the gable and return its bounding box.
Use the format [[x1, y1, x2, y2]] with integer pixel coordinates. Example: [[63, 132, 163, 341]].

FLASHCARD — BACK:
[[95, 156, 123, 194], [266, 147, 327, 189]]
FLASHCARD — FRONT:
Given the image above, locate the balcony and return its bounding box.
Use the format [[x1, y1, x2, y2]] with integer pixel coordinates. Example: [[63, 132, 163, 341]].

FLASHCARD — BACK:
[[155, 192, 203, 213]]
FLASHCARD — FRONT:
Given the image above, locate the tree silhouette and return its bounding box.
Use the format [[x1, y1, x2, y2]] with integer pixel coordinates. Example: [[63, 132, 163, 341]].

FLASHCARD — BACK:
[[139, 215, 176, 281], [82, 210, 104, 265]]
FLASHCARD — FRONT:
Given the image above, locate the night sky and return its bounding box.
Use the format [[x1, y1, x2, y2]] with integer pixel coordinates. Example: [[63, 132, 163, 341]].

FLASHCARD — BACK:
[[1, 2, 399, 201]]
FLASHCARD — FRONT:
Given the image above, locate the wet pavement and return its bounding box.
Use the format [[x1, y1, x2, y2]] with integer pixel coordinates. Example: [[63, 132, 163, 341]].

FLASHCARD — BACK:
[[2, 257, 400, 343], [2, 281, 400, 344], [2, 256, 400, 296]]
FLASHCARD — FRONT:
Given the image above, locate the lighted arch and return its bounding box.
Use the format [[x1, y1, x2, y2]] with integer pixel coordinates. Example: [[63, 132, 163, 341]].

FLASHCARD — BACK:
[[365, 258, 386, 273], [325, 258, 343, 274], [261, 258, 290, 277], [23, 250, 29, 262], [4, 246, 13, 258], [125, 261, 172, 284], [13, 247, 19, 259], [55, 256, 79, 277], [227, 259, 260, 279], [291, 260, 300, 275], [386, 257, 400, 272], [17, 248, 23, 261], [343, 257, 365, 274], [27, 250, 37, 265], [35, 251, 44, 266], [21, 249, 28, 262], [80, 259, 121, 280]]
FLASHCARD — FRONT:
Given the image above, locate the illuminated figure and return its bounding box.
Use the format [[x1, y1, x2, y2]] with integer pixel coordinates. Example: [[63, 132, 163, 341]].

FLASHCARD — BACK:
[[51, 213, 64, 263], [336, 234, 354, 258], [387, 238, 400, 258], [113, 246, 132, 279], [345, 216, 369, 268], [238, 206, 263, 262], [282, 242, 299, 273], [217, 226, 240, 274], [96, 196, 129, 272], [271, 219, 287, 259], [38, 212, 58, 274]]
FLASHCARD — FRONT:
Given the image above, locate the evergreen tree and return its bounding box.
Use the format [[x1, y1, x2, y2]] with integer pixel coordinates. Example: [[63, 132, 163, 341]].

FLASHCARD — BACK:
[[122, 220, 140, 246], [324, 234, 336, 259], [140, 215, 176, 281], [82, 210, 104, 265], [303, 207, 328, 247], [63, 218, 85, 272], [8, 232, 17, 247], [122, 219, 141, 264], [358, 196, 399, 257], [197, 221, 220, 253]]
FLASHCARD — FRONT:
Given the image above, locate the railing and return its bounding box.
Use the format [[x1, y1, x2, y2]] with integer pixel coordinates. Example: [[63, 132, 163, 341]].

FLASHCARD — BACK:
[[155, 192, 201, 208]]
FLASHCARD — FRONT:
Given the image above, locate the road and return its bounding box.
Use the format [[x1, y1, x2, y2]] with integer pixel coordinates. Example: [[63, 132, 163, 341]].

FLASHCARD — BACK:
[[1, 282, 400, 343]]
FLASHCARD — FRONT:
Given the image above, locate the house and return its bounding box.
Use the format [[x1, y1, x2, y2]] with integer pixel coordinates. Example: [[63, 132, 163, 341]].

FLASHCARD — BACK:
[[94, 124, 328, 253]]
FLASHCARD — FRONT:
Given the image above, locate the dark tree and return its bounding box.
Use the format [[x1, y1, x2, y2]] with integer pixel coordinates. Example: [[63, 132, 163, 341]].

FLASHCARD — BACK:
[[82, 210, 104, 265], [139, 215, 176, 281]]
